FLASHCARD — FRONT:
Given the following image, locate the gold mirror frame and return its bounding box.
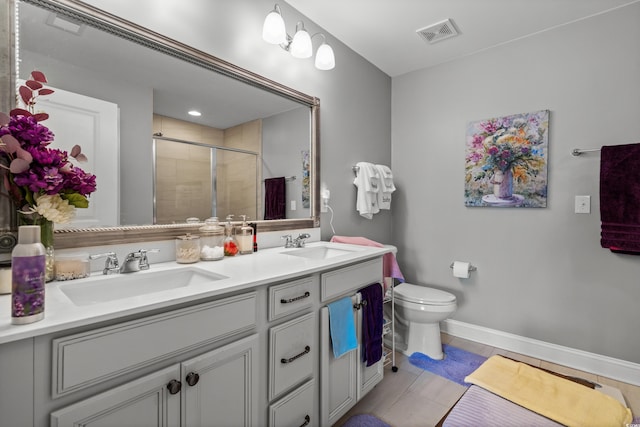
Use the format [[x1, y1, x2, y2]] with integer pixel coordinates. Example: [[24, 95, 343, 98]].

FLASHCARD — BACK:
[[1, 0, 320, 249]]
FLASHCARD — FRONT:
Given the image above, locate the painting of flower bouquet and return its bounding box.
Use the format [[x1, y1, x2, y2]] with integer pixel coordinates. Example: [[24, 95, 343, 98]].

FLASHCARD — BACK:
[[465, 110, 549, 207]]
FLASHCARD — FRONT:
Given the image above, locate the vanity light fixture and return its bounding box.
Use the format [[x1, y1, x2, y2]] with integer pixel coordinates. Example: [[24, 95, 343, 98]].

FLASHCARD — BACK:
[[262, 4, 335, 70]]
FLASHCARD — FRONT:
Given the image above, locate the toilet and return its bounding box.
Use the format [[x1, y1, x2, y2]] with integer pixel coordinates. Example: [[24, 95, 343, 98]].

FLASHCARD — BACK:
[[393, 282, 457, 360]]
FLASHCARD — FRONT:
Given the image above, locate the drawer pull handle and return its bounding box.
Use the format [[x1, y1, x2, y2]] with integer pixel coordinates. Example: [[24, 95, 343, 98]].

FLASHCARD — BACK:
[[166, 379, 182, 395], [281, 291, 310, 304], [299, 415, 311, 427], [185, 372, 200, 387], [281, 345, 311, 364]]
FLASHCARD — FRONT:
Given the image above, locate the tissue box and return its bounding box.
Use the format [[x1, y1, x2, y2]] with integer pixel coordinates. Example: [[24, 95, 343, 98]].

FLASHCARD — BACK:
[[55, 253, 90, 281]]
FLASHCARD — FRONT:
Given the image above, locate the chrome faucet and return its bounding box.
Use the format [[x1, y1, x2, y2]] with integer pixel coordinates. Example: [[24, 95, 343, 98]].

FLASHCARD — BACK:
[[281, 234, 294, 248], [89, 252, 120, 275], [120, 249, 160, 273], [292, 233, 311, 248]]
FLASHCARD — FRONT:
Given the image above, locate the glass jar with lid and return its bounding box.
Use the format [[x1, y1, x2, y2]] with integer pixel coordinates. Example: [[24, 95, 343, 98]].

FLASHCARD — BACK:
[[175, 233, 200, 264], [199, 217, 225, 261]]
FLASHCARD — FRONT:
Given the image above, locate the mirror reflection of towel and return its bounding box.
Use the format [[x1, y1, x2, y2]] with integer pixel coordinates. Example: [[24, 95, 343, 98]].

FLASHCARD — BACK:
[[264, 177, 286, 220], [600, 143, 640, 254]]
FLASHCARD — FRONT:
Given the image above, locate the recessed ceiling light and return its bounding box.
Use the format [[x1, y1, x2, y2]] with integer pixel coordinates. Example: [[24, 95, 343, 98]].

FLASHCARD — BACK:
[[188, 110, 202, 117]]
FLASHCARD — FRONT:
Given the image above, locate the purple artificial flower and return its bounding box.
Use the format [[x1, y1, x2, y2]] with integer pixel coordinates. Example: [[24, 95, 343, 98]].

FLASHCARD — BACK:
[[1, 115, 54, 147]]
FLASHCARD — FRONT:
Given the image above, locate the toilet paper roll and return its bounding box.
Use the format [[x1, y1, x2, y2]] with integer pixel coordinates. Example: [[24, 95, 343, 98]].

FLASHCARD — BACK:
[[452, 261, 470, 279]]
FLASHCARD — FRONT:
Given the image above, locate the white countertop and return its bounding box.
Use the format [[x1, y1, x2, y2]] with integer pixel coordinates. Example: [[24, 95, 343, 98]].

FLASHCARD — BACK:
[[0, 242, 390, 344]]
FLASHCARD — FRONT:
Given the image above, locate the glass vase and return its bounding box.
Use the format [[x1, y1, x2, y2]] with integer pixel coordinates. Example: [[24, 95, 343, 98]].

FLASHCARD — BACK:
[[18, 211, 55, 282]]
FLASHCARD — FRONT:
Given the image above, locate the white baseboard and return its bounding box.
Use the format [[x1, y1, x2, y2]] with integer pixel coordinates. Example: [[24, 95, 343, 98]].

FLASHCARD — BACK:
[[442, 319, 640, 386]]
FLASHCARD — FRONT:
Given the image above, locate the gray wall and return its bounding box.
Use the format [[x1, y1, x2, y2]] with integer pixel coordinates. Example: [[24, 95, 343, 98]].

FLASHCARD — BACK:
[[262, 107, 311, 220], [83, 0, 393, 243], [392, 2, 640, 363]]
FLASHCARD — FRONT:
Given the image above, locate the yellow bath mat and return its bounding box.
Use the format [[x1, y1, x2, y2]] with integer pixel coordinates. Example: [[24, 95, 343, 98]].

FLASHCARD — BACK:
[[464, 355, 632, 427]]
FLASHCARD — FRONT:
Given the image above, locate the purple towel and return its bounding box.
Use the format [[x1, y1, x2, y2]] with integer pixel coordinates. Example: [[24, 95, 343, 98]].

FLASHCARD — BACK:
[[359, 283, 383, 367], [264, 177, 286, 220], [600, 143, 640, 254]]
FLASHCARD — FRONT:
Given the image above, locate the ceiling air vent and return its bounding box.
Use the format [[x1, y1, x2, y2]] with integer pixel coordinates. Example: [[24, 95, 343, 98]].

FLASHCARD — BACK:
[[416, 19, 459, 44]]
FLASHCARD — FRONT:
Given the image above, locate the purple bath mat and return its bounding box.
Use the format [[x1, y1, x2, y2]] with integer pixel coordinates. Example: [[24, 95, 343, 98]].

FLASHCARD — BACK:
[[342, 414, 391, 427], [408, 344, 487, 386]]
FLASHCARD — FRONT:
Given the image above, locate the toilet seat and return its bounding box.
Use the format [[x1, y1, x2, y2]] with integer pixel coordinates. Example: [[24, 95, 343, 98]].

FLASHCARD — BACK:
[[394, 283, 456, 306]]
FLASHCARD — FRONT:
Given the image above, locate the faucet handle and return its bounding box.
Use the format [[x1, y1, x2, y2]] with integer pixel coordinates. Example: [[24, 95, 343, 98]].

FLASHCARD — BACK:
[[90, 251, 119, 275], [138, 249, 160, 270], [281, 234, 293, 248]]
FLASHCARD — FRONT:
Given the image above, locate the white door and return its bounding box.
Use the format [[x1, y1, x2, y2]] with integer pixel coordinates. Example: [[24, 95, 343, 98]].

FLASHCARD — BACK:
[[36, 85, 120, 228]]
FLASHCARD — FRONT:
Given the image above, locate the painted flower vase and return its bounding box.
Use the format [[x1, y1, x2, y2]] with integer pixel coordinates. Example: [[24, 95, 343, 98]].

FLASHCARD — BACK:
[[492, 169, 513, 199], [18, 211, 55, 282]]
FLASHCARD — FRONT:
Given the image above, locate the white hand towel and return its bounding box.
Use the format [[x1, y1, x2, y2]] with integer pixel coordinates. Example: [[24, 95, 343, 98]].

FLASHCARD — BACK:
[[354, 162, 380, 219], [375, 164, 395, 209]]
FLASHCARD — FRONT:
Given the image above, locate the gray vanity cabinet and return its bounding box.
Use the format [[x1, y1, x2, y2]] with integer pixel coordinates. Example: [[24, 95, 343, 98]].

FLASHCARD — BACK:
[[319, 258, 385, 426], [50, 334, 259, 427]]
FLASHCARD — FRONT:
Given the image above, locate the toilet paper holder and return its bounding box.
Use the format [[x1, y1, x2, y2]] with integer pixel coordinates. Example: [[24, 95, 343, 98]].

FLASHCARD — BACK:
[[449, 262, 477, 272]]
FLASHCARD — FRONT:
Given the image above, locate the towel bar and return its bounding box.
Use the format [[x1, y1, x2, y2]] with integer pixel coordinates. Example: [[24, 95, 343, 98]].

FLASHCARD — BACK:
[[571, 148, 601, 156]]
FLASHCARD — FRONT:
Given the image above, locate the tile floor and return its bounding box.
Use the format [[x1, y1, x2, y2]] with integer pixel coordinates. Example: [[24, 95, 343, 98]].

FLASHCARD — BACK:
[[336, 333, 640, 427]]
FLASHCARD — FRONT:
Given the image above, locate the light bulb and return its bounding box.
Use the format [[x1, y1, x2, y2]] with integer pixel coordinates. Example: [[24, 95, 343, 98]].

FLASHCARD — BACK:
[[290, 29, 312, 58], [262, 10, 286, 45], [315, 43, 335, 70]]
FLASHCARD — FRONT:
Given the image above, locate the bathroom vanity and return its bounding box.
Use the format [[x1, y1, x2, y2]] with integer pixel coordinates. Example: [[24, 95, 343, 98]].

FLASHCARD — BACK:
[[0, 242, 389, 427]]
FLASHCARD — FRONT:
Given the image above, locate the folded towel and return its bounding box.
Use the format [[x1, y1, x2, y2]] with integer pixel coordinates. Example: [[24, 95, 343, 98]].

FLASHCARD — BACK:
[[375, 164, 396, 210], [354, 162, 380, 219], [465, 355, 633, 427], [327, 296, 358, 359], [330, 235, 405, 283], [600, 143, 640, 254], [359, 283, 383, 366]]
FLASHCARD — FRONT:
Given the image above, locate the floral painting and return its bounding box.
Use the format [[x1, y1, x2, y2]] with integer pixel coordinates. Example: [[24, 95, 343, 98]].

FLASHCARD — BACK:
[[301, 150, 310, 208], [465, 110, 549, 207]]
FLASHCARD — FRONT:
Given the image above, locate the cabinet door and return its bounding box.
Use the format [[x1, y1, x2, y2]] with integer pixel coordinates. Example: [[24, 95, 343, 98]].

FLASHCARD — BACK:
[[320, 299, 358, 427], [50, 365, 181, 427], [182, 334, 259, 427]]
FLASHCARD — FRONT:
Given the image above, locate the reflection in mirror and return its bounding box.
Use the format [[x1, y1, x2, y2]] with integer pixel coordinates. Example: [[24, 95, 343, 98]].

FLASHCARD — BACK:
[[5, 0, 320, 248]]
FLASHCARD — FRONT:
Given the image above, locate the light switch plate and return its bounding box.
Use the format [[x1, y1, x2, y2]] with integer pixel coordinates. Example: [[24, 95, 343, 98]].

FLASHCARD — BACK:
[[574, 195, 591, 214]]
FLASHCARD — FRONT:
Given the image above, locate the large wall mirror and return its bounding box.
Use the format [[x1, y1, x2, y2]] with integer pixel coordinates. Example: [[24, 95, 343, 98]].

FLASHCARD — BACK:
[[0, 0, 320, 249]]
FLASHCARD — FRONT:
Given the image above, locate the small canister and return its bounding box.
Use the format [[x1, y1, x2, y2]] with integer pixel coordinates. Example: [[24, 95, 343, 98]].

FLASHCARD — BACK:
[[175, 233, 200, 264], [199, 218, 224, 261], [54, 252, 90, 281]]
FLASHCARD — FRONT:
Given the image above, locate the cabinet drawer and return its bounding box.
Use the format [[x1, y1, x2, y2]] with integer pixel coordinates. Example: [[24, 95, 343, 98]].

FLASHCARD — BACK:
[[269, 379, 314, 427], [269, 312, 316, 400], [52, 292, 256, 398], [269, 277, 315, 321], [321, 257, 383, 302]]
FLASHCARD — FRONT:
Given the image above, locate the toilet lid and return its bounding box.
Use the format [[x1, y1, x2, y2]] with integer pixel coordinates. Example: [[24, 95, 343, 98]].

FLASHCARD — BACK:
[[394, 283, 456, 305]]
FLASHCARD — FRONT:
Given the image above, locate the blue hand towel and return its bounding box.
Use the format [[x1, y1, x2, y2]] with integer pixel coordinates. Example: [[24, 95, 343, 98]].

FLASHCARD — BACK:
[[328, 296, 358, 359]]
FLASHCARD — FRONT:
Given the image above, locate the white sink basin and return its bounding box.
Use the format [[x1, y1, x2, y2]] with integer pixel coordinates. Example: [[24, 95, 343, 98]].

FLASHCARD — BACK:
[[59, 267, 227, 306], [282, 245, 357, 260]]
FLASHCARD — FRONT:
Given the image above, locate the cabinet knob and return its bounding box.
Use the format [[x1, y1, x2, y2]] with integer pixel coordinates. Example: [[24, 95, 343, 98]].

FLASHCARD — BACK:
[[185, 372, 200, 386], [299, 415, 311, 427], [166, 379, 182, 395]]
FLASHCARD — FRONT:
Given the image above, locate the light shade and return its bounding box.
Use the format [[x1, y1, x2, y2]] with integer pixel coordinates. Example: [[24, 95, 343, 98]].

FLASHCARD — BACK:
[[290, 29, 312, 58], [262, 10, 286, 44], [314, 43, 335, 70]]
